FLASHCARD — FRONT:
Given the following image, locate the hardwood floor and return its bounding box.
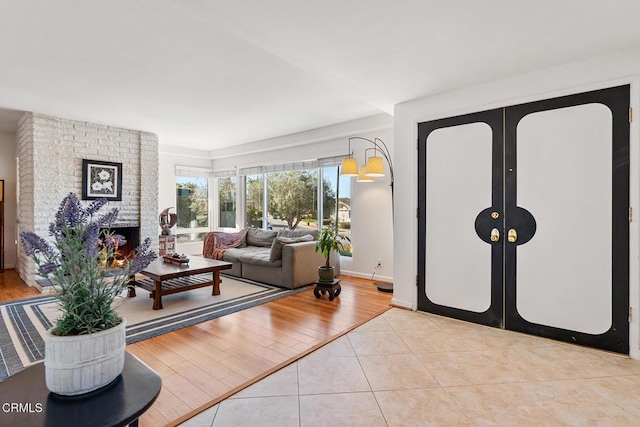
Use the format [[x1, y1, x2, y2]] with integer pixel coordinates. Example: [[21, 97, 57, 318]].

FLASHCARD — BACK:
[[0, 269, 42, 300], [0, 270, 393, 426]]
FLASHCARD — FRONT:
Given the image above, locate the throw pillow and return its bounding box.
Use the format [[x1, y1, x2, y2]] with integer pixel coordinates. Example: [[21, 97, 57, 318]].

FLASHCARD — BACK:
[[269, 234, 314, 262], [247, 228, 278, 247]]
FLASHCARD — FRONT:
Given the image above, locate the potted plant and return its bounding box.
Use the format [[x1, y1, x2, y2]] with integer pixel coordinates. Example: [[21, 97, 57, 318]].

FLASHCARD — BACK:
[[20, 193, 156, 396], [315, 224, 350, 283]]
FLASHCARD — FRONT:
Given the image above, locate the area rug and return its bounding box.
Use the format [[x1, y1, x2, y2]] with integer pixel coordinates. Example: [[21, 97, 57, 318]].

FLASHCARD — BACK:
[[0, 276, 310, 382]]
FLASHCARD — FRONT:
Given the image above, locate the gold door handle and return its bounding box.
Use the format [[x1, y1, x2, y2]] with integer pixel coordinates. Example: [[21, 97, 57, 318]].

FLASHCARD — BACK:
[[508, 229, 518, 243], [490, 228, 500, 242]]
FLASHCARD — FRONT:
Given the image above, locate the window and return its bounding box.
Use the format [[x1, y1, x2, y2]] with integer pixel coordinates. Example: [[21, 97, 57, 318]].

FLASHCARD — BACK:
[[176, 176, 209, 243], [235, 158, 351, 256], [218, 177, 236, 228], [323, 166, 352, 257], [245, 174, 264, 228], [266, 170, 317, 231], [337, 169, 352, 256]]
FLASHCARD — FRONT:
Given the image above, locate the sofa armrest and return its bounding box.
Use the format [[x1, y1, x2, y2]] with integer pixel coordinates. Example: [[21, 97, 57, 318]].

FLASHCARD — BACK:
[[281, 241, 341, 288]]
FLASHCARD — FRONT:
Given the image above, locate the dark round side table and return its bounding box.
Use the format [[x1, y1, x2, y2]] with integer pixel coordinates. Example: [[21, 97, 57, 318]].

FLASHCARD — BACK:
[[0, 352, 161, 427]]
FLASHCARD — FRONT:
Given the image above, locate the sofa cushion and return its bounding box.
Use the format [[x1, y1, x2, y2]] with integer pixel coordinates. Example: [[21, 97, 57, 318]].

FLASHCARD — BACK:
[[238, 251, 283, 267], [222, 246, 269, 263], [277, 229, 318, 240], [247, 228, 278, 247], [269, 234, 314, 262]]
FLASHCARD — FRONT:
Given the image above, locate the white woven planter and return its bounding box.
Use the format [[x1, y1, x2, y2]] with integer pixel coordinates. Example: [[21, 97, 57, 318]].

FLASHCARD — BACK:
[[44, 319, 126, 396]]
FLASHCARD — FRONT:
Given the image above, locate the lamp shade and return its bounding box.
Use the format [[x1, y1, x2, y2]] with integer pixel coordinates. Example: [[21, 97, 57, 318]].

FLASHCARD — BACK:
[[340, 157, 359, 176], [365, 156, 385, 177], [357, 165, 374, 182]]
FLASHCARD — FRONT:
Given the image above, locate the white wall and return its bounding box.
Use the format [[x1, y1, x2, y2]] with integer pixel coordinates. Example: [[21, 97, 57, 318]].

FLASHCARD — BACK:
[[0, 131, 17, 268], [393, 47, 640, 357], [166, 114, 396, 281]]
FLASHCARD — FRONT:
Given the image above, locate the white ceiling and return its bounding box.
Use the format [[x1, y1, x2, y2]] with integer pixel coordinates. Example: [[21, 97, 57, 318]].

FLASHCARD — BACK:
[[1, 0, 640, 150]]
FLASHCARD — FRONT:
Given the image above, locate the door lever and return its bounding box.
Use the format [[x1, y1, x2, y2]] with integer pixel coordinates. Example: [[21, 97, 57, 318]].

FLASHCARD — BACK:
[[490, 228, 500, 242], [508, 229, 518, 243]]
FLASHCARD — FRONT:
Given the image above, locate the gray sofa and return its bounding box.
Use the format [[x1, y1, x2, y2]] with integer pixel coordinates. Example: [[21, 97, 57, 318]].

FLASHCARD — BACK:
[[203, 228, 340, 289]]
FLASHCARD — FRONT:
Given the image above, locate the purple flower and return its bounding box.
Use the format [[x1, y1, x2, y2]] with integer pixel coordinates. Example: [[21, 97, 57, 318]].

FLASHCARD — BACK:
[[129, 238, 156, 274], [97, 208, 119, 228], [50, 193, 86, 236], [20, 192, 158, 336], [86, 198, 108, 216], [104, 233, 127, 248], [20, 232, 56, 258], [83, 223, 101, 259]]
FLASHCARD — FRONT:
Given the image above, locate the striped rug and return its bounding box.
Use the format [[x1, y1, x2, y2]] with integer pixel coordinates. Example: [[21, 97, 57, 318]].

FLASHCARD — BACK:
[[0, 276, 310, 382]]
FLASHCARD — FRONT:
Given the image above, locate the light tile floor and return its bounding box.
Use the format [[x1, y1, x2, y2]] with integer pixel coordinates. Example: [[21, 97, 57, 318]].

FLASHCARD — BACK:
[[179, 308, 640, 426]]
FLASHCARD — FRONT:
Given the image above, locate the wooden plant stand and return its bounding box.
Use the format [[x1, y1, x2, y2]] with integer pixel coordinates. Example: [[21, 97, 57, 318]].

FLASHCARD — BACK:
[[313, 278, 341, 301]]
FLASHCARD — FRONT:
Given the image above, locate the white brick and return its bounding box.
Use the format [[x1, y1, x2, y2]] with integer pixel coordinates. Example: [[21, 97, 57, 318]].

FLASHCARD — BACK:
[[16, 113, 159, 286]]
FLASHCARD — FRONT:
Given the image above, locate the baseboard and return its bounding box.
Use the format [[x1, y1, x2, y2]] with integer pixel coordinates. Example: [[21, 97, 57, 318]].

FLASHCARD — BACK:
[[390, 297, 413, 310], [340, 269, 393, 283]]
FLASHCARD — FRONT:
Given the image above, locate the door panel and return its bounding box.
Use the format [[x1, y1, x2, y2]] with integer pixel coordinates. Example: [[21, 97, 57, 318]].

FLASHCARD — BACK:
[[504, 85, 630, 353], [418, 109, 503, 327], [418, 85, 630, 354], [516, 104, 612, 334], [425, 123, 493, 312]]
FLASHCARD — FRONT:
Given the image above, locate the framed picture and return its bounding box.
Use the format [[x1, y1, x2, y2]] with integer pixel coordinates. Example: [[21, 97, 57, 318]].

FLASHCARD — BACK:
[[82, 159, 123, 201]]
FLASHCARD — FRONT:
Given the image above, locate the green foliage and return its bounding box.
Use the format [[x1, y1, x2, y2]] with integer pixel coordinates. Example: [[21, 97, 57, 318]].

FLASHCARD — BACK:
[[245, 171, 337, 230], [338, 243, 353, 257], [245, 176, 264, 227], [266, 171, 336, 230], [218, 177, 237, 228], [176, 179, 208, 228], [338, 221, 351, 230], [315, 224, 351, 268], [246, 206, 263, 228], [52, 237, 123, 335]]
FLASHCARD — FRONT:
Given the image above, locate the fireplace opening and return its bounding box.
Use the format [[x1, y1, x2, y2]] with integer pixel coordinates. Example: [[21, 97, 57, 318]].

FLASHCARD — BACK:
[[101, 226, 140, 269]]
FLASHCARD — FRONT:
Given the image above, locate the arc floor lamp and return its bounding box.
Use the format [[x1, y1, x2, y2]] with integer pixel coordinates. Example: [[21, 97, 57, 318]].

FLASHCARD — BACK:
[[340, 137, 394, 293]]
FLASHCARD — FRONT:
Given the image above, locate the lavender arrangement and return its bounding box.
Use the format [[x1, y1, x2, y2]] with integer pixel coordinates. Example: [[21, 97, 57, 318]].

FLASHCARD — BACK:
[[21, 193, 156, 336]]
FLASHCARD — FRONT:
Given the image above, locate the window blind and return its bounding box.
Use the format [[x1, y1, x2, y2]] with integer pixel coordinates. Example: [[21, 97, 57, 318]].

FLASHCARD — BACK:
[[236, 155, 346, 176], [174, 165, 212, 178], [212, 169, 237, 178]]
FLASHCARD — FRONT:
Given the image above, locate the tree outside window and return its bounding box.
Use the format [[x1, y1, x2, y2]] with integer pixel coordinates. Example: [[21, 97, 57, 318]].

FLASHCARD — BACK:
[[245, 174, 264, 228], [218, 177, 236, 228], [266, 170, 335, 231], [176, 177, 208, 229], [238, 165, 349, 256]]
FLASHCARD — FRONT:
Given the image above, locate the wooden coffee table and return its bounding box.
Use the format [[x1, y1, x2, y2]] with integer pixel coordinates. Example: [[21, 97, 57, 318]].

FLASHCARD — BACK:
[[128, 256, 232, 310]]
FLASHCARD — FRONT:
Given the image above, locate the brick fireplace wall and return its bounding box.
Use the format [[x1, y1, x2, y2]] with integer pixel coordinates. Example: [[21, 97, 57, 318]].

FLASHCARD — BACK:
[[16, 113, 159, 286]]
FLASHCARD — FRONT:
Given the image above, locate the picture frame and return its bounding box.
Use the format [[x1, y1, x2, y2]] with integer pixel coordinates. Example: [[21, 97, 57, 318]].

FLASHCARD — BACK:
[[81, 159, 123, 201]]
